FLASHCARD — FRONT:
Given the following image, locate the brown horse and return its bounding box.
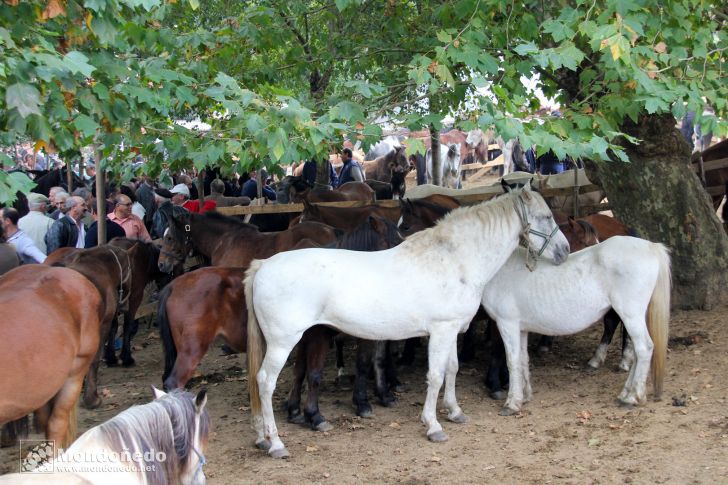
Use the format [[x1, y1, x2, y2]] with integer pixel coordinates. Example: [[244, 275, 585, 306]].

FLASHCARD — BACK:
[[157, 211, 341, 271], [45, 244, 135, 408], [158, 216, 403, 429], [362, 145, 411, 182], [277, 176, 375, 204], [0, 265, 104, 448], [299, 199, 401, 231], [398, 194, 461, 236], [107, 238, 169, 367]]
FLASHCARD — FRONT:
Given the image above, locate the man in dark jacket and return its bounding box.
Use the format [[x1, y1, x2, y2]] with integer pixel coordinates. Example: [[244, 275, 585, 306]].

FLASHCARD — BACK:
[[337, 148, 365, 187], [85, 198, 126, 247], [151, 188, 189, 240], [135, 175, 157, 231], [45, 196, 87, 254]]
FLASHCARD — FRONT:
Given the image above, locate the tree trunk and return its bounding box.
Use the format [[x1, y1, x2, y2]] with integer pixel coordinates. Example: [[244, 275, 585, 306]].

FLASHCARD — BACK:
[[587, 113, 728, 310], [430, 123, 441, 186], [94, 151, 106, 246]]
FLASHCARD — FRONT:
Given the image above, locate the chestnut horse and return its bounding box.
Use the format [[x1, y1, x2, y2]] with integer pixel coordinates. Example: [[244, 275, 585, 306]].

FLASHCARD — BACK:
[[157, 211, 341, 272], [159, 216, 403, 430], [398, 194, 461, 237], [362, 145, 410, 183], [277, 176, 375, 204], [299, 199, 401, 232], [45, 244, 135, 408], [0, 265, 104, 448]]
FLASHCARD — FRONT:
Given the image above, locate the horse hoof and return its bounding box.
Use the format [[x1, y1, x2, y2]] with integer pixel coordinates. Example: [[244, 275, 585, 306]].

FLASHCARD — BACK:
[[122, 358, 135, 368], [378, 395, 396, 407], [83, 396, 102, 410], [255, 439, 272, 451], [499, 406, 520, 416], [288, 414, 306, 425], [489, 390, 508, 401], [357, 407, 374, 419], [315, 421, 333, 432], [269, 448, 290, 459], [427, 431, 449, 442], [105, 359, 119, 368], [448, 413, 469, 424], [390, 383, 405, 393], [617, 400, 635, 410], [583, 364, 598, 373]]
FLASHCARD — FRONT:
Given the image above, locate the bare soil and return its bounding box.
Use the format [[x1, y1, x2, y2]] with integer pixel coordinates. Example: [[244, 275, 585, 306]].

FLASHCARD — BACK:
[[2, 302, 728, 484]]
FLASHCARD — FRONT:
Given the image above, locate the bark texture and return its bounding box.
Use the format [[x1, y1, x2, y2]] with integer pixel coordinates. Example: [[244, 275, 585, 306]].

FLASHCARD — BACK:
[[587, 114, 728, 310]]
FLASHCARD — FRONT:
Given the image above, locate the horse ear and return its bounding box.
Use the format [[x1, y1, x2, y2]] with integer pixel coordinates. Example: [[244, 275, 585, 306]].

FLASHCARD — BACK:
[[368, 215, 382, 231], [500, 178, 513, 193], [151, 385, 167, 400], [195, 389, 208, 413]]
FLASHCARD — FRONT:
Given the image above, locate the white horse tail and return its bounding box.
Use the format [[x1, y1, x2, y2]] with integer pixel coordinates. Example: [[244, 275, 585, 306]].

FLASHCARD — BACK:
[[245, 259, 266, 419], [647, 243, 671, 400]]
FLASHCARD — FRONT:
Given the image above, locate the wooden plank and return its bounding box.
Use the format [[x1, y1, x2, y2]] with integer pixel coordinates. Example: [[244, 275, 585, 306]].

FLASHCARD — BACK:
[[690, 157, 728, 172], [216, 199, 400, 216], [706, 185, 725, 196]]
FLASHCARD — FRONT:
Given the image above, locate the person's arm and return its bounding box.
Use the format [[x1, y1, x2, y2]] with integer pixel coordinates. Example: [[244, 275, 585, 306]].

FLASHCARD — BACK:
[[138, 219, 152, 242], [23, 239, 47, 263]]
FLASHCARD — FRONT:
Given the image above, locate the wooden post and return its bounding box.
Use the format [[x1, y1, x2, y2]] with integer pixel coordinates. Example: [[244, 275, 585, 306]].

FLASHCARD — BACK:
[[430, 123, 441, 186], [95, 149, 106, 245], [256, 168, 263, 201], [572, 166, 579, 219]]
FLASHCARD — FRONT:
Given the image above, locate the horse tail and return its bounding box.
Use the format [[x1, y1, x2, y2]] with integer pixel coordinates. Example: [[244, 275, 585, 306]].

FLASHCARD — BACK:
[[64, 400, 77, 448], [647, 243, 671, 400], [245, 259, 266, 419], [157, 283, 176, 387]]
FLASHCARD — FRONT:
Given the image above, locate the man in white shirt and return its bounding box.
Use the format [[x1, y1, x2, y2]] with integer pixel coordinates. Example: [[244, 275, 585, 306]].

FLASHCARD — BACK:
[[18, 193, 54, 253], [1, 207, 46, 264]]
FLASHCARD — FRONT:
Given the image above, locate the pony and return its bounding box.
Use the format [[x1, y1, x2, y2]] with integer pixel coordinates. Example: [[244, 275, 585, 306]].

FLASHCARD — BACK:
[[365, 171, 407, 200], [157, 211, 340, 271], [425, 143, 462, 188], [276, 176, 375, 204], [44, 245, 135, 409], [0, 266, 104, 448], [362, 146, 411, 184], [0, 388, 209, 485], [398, 194, 460, 237], [245, 183, 570, 457], [480, 237, 670, 416]]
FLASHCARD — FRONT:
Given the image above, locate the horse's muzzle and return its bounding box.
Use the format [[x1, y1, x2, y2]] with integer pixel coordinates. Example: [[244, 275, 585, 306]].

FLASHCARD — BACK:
[[552, 243, 570, 265]]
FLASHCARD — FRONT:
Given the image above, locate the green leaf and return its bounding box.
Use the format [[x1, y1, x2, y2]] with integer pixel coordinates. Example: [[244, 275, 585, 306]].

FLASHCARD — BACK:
[[436, 30, 452, 43], [189, 0, 200, 10], [6, 84, 42, 118], [63, 52, 96, 77], [514, 42, 538, 56], [74, 114, 100, 139]]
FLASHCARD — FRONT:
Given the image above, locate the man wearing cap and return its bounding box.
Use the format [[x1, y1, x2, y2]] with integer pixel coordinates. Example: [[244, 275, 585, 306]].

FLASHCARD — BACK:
[[151, 187, 189, 240], [2, 207, 46, 264], [18, 193, 54, 254], [108, 194, 152, 242], [169, 183, 217, 214]]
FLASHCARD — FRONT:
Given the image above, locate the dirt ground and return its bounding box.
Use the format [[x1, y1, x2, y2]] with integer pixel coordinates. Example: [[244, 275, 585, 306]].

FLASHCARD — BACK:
[[2, 302, 728, 484]]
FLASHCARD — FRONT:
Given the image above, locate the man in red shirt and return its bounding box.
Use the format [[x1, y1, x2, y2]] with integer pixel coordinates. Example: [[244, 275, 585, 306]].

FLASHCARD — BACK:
[[109, 194, 152, 242], [171, 183, 217, 213]]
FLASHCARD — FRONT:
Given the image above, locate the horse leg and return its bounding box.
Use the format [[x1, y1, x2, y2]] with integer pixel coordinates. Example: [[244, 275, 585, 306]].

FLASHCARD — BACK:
[[384, 341, 403, 392], [104, 314, 120, 367], [498, 322, 525, 416], [47, 363, 87, 448], [587, 309, 621, 369], [164, 338, 209, 391], [536, 335, 553, 357], [1, 417, 28, 448], [620, 332, 635, 372], [373, 340, 395, 407], [459, 321, 478, 362], [303, 327, 332, 432], [443, 338, 467, 424], [485, 319, 509, 400], [120, 311, 137, 367], [398, 337, 419, 365], [82, 345, 104, 409], [257, 345, 295, 458], [421, 329, 458, 442], [617, 315, 653, 406], [521, 331, 533, 403], [353, 339, 375, 418], [285, 340, 307, 425], [334, 334, 348, 381]]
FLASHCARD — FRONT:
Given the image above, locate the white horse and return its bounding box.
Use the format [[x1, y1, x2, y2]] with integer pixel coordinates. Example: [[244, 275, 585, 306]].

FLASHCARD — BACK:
[[245, 183, 570, 458], [425, 143, 462, 188], [481, 236, 670, 416], [1, 389, 210, 485]]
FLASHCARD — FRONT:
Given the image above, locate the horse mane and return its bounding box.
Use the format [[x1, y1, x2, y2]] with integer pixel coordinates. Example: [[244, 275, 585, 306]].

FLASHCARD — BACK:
[[335, 217, 403, 251], [95, 390, 210, 485], [110, 237, 161, 275], [403, 191, 519, 253], [574, 219, 599, 243], [405, 198, 454, 218]]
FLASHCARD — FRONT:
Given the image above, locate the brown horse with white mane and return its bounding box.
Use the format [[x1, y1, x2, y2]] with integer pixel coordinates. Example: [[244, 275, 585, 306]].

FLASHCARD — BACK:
[[0, 265, 104, 448]]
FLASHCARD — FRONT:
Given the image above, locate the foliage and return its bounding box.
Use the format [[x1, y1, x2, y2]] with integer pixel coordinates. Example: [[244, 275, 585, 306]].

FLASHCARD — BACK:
[[0, 0, 726, 202]]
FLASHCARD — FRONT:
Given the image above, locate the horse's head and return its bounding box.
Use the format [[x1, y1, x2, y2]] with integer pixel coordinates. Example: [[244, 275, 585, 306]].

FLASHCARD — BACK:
[[388, 146, 411, 173], [337, 215, 404, 252], [158, 212, 192, 273], [446, 143, 462, 174], [277, 175, 312, 204], [151, 387, 210, 485], [502, 179, 570, 266], [465, 129, 483, 149]]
